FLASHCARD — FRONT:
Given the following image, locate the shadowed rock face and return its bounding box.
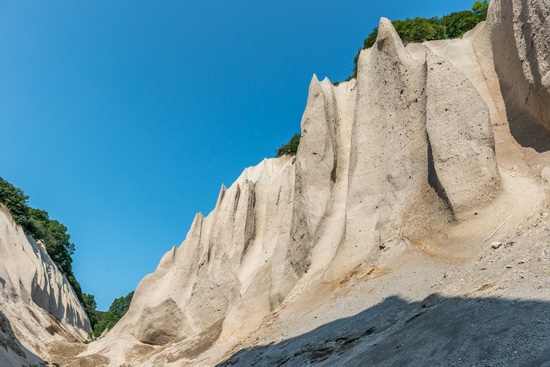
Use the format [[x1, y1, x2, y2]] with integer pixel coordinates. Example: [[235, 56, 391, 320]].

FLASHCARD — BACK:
[[0, 208, 90, 334], [1, 311, 28, 363], [0, 310, 47, 367], [489, 0, 550, 151]]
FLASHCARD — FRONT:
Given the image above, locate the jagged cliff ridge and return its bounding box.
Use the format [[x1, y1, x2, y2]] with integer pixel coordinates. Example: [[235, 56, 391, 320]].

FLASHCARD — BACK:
[[74, 0, 550, 365], [0, 206, 90, 366]]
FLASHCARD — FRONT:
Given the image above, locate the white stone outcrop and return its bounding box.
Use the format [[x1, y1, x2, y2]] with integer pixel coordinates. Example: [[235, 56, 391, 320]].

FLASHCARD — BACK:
[[80, 0, 550, 364], [0, 206, 90, 364], [425, 51, 501, 217], [84, 157, 298, 364], [7, 1, 550, 365], [346, 18, 430, 253], [289, 75, 338, 277], [87, 16, 508, 366]]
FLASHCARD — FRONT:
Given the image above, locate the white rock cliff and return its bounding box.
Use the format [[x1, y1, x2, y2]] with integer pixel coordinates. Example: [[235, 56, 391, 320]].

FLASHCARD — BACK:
[[0, 206, 90, 366], [7, 0, 550, 365]]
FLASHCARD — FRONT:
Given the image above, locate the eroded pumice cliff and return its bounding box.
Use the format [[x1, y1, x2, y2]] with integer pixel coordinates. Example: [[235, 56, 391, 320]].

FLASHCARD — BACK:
[[0, 206, 90, 366], [64, 0, 550, 365]]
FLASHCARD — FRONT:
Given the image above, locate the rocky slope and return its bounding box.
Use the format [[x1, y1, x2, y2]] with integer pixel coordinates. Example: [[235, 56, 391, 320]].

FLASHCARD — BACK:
[[55, 0, 550, 365], [0, 206, 91, 366]]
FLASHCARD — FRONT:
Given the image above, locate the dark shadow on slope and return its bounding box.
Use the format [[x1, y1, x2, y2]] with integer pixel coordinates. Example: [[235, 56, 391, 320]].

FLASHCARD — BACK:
[[427, 137, 455, 217], [218, 294, 550, 367], [0, 310, 46, 367], [507, 112, 550, 153]]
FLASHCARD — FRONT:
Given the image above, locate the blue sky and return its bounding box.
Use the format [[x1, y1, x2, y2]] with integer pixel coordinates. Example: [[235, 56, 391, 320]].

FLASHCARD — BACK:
[[0, 0, 476, 310]]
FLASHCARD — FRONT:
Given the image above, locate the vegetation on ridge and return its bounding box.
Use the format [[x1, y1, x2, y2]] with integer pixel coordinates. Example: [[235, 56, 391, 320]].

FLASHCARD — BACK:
[[84, 291, 134, 338], [279, 1, 489, 150], [344, 0, 489, 81], [275, 133, 301, 157], [0, 177, 83, 300]]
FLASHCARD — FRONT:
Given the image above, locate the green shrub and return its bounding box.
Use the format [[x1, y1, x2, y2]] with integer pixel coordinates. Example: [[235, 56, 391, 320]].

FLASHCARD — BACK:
[[275, 133, 301, 157], [439, 10, 481, 39], [393, 17, 446, 43]]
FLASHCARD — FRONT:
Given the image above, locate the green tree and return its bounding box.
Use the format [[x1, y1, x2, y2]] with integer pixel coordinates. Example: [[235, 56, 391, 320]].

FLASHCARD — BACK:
[[393, 18, 446, 43], [275, 133, 301, 157], [472, 0, 490, 20], [362, 27, 379, 50], [82, 293, 99, 330], [0, 178, 30, 227], [439, 10, 480, 38], [93, 291, 135, 337]]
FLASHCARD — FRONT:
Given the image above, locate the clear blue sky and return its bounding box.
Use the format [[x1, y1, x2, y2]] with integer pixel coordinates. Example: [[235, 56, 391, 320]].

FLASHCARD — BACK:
[[0, 0, 476, 310]]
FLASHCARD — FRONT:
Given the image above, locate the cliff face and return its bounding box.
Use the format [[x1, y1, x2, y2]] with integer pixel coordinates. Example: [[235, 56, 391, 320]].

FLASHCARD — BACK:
[[87, 157, 298, 364], [0, 206, 90, 365], [83, 0, 550, 365], [489, 0, 550, 150]]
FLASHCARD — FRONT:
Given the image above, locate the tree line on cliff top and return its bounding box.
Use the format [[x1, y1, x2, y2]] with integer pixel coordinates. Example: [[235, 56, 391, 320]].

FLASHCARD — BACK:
[[276, 0, 489, 155], [83, 291, 134, 338], [344, 0, 489, 81], [0, 177, 132, 338], [0, 177, 82, 299]]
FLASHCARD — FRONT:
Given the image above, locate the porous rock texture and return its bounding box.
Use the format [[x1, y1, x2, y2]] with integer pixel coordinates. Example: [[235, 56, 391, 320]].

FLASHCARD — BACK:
[[49, 0, 550, 365], [425, 50, 501, 218], [0, 206, 90, 366], [342, 18, 430, 271], [289, 75, 338, 278], [489, 0, 550, 150]]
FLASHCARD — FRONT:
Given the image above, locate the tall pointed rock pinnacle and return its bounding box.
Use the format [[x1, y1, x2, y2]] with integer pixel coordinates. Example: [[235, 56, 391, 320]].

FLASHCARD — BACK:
[[346, 17, 428, 253], [289, 74, 337, 277]]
